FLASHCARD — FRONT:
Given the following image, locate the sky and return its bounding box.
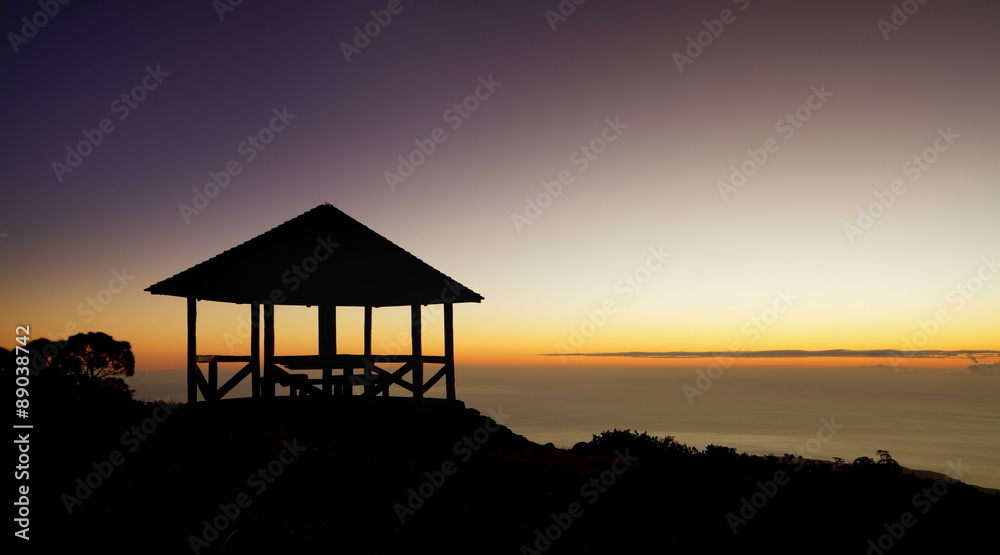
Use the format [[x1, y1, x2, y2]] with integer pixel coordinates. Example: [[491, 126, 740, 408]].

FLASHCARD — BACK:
[[1, 0, 998, 371]]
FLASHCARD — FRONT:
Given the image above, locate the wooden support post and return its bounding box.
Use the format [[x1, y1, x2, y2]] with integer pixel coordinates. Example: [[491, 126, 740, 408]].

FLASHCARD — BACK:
[[319, 304, 336, 395], [251, 301, 260, 398], [336, 306, 351, 397], [364, 305, 373, 396], [208, 359, 218, 401], [411, 304, 423, 400], [323, 368, 333, 395], [263, 301, 275, 398], [187, 297, 197, 404], [444, 302, 455, 401]]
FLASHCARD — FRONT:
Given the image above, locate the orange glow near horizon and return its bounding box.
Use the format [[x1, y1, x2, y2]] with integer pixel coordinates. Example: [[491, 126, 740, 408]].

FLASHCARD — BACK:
[[5, 284, 996, 373], [130, 332, 994, 373]]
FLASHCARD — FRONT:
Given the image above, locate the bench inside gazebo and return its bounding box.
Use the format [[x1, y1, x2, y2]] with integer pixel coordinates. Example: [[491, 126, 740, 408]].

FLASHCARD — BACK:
[[145, 203, 483, 404]]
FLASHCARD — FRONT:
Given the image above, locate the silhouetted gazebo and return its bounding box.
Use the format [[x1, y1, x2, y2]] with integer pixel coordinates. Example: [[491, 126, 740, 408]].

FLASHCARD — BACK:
[[145, 203, 483, 403]]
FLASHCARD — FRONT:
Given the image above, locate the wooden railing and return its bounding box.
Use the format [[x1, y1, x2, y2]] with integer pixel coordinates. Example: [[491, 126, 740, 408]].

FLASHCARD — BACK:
[[192, 355, 256, 402], [190, 353, 455, 401]]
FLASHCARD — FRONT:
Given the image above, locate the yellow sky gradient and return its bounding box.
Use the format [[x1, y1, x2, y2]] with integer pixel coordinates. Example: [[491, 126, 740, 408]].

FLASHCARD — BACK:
[[7, 282, 995, 372]]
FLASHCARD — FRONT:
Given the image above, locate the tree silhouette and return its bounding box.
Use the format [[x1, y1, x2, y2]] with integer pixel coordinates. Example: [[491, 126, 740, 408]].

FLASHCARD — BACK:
[[579, 428, 698, 459], [876, 449, 903, 476], [26, 332, 135, 404], [50, 332, 135, 380], [704, 444, 739, 458]]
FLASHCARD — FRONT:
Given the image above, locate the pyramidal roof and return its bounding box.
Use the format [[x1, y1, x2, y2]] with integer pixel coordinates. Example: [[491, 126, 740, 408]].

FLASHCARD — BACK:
[[145, 204, 483, 307]]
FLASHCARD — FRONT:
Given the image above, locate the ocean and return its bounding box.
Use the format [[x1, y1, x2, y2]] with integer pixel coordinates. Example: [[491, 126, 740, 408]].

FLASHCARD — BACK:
[[126, 361, 1000, 489]]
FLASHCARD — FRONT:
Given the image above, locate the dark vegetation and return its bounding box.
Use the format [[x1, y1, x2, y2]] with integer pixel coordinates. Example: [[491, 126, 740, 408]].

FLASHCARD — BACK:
[[5, 336, 999, 554], [5, 332, 136, 408]]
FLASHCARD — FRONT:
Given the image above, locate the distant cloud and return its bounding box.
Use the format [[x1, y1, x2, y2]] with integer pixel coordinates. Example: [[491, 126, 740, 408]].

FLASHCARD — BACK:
[[544, 349, 1000, 360]]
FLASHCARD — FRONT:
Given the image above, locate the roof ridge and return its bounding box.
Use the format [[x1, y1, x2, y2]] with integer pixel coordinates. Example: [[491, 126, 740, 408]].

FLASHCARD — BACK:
[[145, 204, 483, 306]]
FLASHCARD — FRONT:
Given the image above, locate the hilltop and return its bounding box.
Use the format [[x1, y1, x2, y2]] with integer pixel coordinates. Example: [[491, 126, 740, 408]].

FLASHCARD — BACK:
[[20, 396, 1000, 554]]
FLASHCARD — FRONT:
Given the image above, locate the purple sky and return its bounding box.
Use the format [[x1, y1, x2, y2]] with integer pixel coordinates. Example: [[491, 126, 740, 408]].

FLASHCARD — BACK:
[[2, 0, 998, 366]]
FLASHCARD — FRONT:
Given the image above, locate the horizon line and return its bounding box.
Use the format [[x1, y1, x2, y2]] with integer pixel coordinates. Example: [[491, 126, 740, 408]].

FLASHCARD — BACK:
[[542, 349, 1000, 360]]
